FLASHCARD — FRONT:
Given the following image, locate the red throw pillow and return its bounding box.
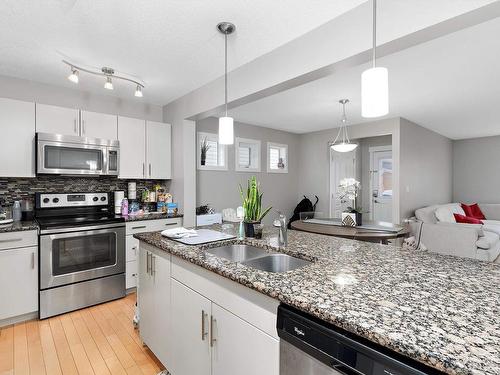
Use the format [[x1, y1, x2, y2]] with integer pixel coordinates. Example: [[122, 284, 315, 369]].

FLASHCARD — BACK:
[[461, 203, 486, 220], [454, 213, 483, 224]]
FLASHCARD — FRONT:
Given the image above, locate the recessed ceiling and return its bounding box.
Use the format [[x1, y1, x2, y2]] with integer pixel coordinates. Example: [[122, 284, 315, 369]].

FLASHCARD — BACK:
[[230, 15, 500, 140], [0, 0, 366, 105]]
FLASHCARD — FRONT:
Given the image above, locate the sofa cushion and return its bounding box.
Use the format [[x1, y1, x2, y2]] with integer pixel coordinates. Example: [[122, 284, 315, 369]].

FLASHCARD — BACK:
[[479, 204, 500, 221], [476, 231, 500, 250], [454, 213, 483, 224], [435, 204, 465, 223], [461, 203, 486, 220], [481, 220, 500, 236], [415, 205, 440, 223]]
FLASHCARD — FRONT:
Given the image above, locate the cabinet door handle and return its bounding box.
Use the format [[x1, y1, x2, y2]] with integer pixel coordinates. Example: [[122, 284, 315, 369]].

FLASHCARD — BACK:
[[82, 119, 85, 135], [151, 255, 156, 276], [164, 223, 177, 226], [210, 315, 217, 347], [132, 225, 147, 230], [149, 163, 152, 177], [146, 252, 151, 274], [74, 119, 77, 134], [201, 310, 208, 341], [31, 252, 35, 269], [143, 163, 145, 177]]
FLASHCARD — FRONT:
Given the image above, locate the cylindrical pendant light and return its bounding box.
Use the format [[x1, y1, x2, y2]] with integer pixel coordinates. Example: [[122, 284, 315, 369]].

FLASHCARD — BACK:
[[361, 0, 389, 118], [217, 22, 236, 145]]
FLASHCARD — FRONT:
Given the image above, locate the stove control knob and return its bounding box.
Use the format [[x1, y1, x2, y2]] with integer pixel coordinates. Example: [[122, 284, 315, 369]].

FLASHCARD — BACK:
[[52, 198, 59, 203], [43, 198, 50, 204], [93, 197, 99, 202], [100, 196, 106, 201]]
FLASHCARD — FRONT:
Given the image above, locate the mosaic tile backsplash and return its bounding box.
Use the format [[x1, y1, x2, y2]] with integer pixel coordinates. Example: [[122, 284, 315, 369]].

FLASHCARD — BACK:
[[0, 176, 170, 206]]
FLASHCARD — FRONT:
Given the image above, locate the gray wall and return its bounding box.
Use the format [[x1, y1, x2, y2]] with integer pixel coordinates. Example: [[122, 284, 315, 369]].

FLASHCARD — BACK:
[[453, 135, 500, 203], [297, 118, 399, 218], [196, 117, 300, 224], [399, 118, 453, 220], [0, 74, 163, 121]]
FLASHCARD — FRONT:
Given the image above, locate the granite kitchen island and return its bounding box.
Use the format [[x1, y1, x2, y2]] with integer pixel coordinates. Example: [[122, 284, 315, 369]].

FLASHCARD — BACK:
[[135, 226, 500, 375]]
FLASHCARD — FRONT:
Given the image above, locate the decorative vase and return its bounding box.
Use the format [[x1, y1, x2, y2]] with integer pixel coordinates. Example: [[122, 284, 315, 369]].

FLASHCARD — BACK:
[[244, 221, 259, 238], [341, 211, 362, 226], [201, 157, 206, 166]]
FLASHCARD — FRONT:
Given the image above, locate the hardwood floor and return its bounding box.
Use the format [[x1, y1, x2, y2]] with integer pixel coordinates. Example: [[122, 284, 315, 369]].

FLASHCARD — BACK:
[[0, 293, 165, 375]]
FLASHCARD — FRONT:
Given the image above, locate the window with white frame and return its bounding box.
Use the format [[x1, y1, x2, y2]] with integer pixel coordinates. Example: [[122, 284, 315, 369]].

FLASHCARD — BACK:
[[267, 142, 288, 173], [197, 132, 228, 170], [235, 137, 261, 172]]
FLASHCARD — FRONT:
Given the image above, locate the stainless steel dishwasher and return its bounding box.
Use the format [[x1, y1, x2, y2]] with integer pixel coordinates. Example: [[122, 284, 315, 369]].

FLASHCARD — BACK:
[[277, 304, 443, 375]]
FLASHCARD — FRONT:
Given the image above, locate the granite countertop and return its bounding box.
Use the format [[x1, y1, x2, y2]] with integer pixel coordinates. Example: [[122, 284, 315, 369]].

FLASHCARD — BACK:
[[0, 220, 38, 233], [120, 213, 183, 222], [134, 226, 500, 375]]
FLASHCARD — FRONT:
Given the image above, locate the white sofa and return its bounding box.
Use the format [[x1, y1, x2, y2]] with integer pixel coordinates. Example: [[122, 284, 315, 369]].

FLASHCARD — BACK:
[[414, 203, 500, 262]]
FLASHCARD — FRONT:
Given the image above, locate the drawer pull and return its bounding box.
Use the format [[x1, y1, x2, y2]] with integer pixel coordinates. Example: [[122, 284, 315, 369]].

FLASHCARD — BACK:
[[165, 222, 177, 226], [0, 238, 23, 243], [132, 225, 147, 230], [31, 252, 35, 269]]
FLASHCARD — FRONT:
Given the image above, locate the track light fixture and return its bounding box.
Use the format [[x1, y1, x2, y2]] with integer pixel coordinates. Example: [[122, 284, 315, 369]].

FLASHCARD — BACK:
[[63, 60, 144, 98], [67, 68, 79, 83], [104, 76, 114, 90], [134, 85, 143, 97]]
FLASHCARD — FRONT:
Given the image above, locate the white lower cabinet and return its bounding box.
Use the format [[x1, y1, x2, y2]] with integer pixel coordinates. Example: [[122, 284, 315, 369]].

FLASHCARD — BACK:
[[211, 303, 279, 375], [138, 245, 172, 367], [138, 241, 279, 375], [171, 279, 211, 375], [0, 245, 38, 321]]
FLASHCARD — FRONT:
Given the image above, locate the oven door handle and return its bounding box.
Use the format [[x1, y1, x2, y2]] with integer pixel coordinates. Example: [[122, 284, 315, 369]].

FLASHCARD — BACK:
[[40, 222, 125, 235]]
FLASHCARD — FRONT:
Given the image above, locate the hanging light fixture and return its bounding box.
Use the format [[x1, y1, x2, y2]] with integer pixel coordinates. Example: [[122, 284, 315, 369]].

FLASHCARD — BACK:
[[330, 99, 358, 153], [217, 22, 236, 145], [62, 60, 144, 98], [361, 0, 388, 118], [67, 67, 79, 83]]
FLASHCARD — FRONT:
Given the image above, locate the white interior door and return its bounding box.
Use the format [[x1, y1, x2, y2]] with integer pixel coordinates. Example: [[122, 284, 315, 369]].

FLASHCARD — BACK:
[[330, 149, 357, 218], [370, 148, 393, 222]]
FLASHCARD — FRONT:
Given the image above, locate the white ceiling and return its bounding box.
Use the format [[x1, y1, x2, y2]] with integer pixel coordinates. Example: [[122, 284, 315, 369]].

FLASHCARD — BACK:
[[0, 0, 366, 105], [230, 15, 500, 140]]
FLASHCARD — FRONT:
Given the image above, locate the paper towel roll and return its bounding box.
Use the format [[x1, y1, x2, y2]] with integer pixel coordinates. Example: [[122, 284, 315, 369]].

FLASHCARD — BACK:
[[114, 191, 125, 214]]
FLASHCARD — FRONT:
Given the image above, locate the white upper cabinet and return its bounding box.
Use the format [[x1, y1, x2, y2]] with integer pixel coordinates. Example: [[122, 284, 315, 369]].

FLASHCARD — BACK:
[[118, 116, 146, 179], [0, 98, 35, 177], [36, 103, 80, 136], [80, 110, 117, 140], [146, 121, 172, 179]]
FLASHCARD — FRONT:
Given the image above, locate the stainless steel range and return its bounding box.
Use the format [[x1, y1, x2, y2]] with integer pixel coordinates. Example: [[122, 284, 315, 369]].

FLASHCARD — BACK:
[[35, 192, 125, 319]]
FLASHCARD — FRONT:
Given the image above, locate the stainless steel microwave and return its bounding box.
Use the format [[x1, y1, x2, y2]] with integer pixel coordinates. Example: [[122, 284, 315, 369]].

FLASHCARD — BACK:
[[36, 133, 119, 176]]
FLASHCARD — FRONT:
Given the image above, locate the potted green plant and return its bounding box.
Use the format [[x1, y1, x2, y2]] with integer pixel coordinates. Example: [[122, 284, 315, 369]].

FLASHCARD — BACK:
[[238, 176, 272, 237], [200, 137, 210, 166]]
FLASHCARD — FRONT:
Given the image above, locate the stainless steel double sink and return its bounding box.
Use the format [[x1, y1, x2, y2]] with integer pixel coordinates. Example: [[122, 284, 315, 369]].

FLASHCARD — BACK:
[[204, 244, 311, 273]]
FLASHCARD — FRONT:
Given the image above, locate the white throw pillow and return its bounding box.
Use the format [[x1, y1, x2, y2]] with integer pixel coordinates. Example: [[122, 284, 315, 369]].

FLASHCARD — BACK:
[[434, 204, 465, 223]]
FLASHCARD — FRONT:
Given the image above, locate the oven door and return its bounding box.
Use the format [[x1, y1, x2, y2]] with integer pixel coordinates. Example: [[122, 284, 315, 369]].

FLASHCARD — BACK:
[[40, 225, 125, 289], [37, 140, 106, 175]]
